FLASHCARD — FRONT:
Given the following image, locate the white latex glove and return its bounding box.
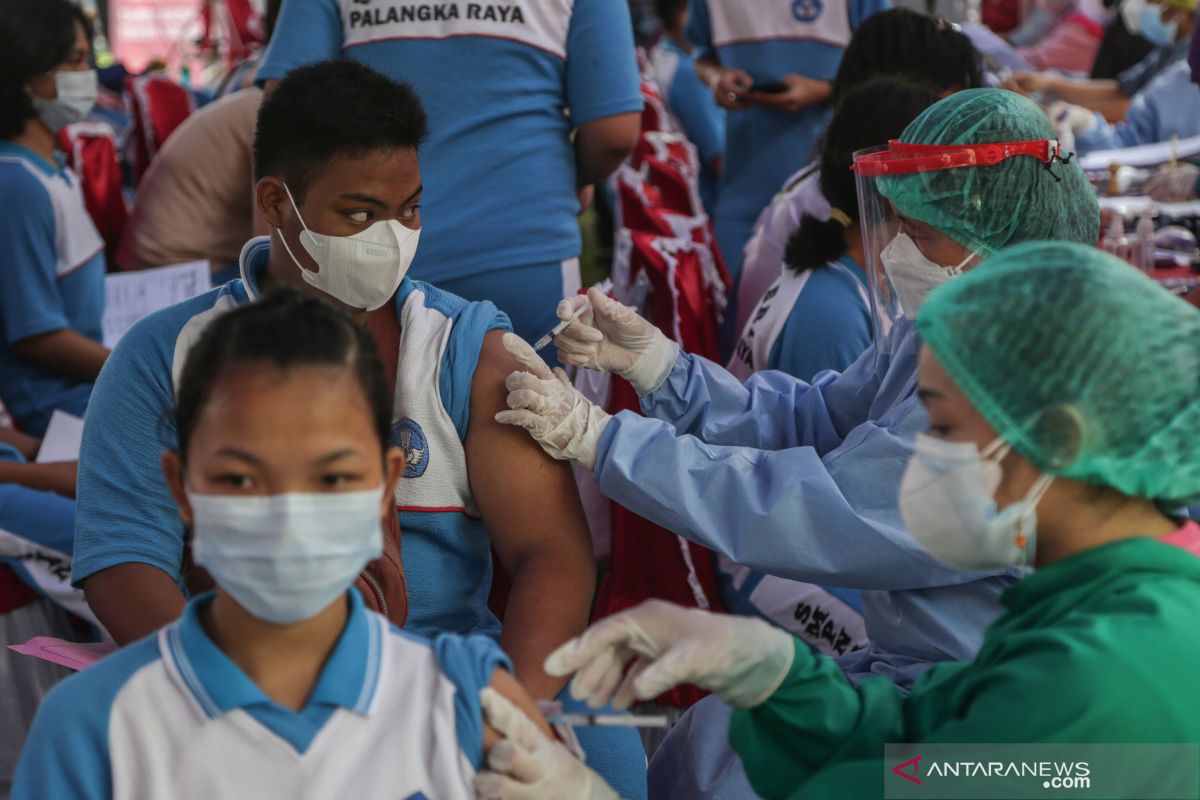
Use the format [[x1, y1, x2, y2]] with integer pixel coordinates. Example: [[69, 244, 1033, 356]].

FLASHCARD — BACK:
[[474, 688, 618, 800], [495, 333, 611, 470], [1047, 101, 1097, 155], [554, 287, 679, 396], [1145, 163, 1200, 202], [544, 600, 796, 711]]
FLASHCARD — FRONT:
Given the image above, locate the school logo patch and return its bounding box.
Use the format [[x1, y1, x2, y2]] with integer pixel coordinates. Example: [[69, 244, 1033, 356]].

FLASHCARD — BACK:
[[792, 0, 823, 21], [391, 417, 429, 478]]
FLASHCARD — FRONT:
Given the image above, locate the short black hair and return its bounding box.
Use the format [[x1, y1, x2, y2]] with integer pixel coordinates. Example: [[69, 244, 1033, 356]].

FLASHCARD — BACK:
[[175, 288, 392, 463], [253, 60, 429, 202], [0, 0, 93, 140], [785, 78, 938, 272], [831, 9, 983, 103], [652, 0, 687, 24]]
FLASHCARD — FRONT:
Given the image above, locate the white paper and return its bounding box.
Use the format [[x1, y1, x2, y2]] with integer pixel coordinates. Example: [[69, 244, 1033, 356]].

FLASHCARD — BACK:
[[1081, 134, 1200, 172], [102, 261, 212, 348], [36, 410, 84, 463]]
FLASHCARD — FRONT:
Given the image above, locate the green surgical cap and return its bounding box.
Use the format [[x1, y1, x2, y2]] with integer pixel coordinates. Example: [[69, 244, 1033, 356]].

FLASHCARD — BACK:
[[878, 89, 1100, 255], [917, 241, 1200, 502]]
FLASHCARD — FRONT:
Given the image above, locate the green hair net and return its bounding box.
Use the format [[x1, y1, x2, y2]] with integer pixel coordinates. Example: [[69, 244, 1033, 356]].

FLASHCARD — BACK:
[[878, 89, 1100, 256], [917, 241, 1200, 503]]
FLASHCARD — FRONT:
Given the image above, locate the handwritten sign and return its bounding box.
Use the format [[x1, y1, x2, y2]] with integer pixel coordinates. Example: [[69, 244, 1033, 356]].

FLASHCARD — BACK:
[[102, 261, 212, 348]]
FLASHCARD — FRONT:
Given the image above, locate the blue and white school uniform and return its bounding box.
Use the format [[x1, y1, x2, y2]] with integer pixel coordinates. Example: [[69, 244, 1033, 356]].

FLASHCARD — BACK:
[[685, 0, 887, 282], [256, 0, 644, 343], [0, 142, 106, 436], [72, 238, 648, 798], [13, 589, 506, 799], [0, 444, 95, 625], [647, 37, 726, 212]]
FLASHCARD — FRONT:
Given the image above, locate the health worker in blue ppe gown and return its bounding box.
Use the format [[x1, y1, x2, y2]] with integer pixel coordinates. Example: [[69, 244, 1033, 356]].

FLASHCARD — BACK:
[[497, 85, 1099, 695]]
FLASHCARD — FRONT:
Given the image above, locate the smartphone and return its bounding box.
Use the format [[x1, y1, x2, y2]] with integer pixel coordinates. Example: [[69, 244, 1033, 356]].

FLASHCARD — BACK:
[[749, 81, 788, 94]]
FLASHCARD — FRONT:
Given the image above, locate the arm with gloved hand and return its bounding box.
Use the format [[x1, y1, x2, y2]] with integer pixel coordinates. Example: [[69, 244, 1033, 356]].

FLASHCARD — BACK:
[[544, 601, 913, 800], [553, 288, 884, 453], [497, 333, 980, 591]]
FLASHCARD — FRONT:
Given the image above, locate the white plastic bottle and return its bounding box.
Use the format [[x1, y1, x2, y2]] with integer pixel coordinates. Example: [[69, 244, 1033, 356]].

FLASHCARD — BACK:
[[1134, 208, 1156, 274], [1101, 214, 1130, 264]]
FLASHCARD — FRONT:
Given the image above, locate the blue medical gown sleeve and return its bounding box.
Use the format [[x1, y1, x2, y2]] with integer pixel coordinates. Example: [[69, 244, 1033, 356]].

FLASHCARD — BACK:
[[640, 345, 885, 456], [593, 406, 993, 591], [1075, 63, 1199, 154]]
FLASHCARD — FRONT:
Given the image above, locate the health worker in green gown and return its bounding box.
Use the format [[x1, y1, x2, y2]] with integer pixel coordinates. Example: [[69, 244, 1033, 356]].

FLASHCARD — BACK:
[[471, 241, 1200, 800]]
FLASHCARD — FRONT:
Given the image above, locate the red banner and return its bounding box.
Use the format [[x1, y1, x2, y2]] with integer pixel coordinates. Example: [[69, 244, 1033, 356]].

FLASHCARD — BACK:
[[108, 0, 200, 74]]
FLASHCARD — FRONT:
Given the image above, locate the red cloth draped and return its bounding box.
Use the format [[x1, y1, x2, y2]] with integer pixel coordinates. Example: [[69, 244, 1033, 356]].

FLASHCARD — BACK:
[[124, 74, 196, 186], [591, 81, 732, 709], [56, 122, 128, 267]]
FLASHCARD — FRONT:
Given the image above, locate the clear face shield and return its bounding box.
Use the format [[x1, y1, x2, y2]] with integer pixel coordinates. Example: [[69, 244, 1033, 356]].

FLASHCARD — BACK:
[[851, 139, 1067, 343]]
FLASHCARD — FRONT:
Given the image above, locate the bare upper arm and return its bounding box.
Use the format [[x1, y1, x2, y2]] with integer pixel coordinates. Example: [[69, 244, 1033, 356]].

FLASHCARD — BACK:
[[482, 668, 555, 751], [464, 330, 591, 568]]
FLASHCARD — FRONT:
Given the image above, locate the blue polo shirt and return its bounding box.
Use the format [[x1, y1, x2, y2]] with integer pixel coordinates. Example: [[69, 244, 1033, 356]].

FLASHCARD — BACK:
[[0, 142, 106, 436], [686, 0, 887, 275], [13, 589, 511, 799], [256, 0, 644, 283]]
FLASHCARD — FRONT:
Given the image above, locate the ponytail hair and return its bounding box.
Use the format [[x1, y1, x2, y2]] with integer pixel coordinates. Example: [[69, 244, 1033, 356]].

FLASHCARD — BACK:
[[786, 78, 940, 273]]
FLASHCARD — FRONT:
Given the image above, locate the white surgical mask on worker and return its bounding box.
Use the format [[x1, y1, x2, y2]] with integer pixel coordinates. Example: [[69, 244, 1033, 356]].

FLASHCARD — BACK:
[[277, 182, 420, 312], [898, 434, 1054, 571], [881, 233, 973, 319], [189, 489, 384, 624], [32, 69, 98, 133]]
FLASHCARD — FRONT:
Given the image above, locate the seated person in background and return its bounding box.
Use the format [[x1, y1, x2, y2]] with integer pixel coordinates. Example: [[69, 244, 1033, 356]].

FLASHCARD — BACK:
[[73, 59, 644, 795], [722, 77, 940, 656], [1052, 59, 1200, 153], [1007, 0, 1195, 122], [115, 0, 282, 284], [0, 426, 93, 622], [733, 7, 982, 335], [0, 0, 110, 436], [1090, 0, 1154, 79], [1014, 0, 1107, 74], [647, 0, 725, 213], [14, 292, 558, 800]]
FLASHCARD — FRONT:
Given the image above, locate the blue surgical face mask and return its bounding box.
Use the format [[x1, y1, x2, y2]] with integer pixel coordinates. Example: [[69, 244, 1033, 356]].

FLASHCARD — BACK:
[[1139, 4, 1179, 46], [189, 489, 384, 624]]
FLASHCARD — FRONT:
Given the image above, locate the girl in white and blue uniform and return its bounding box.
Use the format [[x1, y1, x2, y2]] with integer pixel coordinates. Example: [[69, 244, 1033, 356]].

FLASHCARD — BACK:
[[648, 0, 726, 212], [15, 293, 552, 800], [0, 0, 109, 436]]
